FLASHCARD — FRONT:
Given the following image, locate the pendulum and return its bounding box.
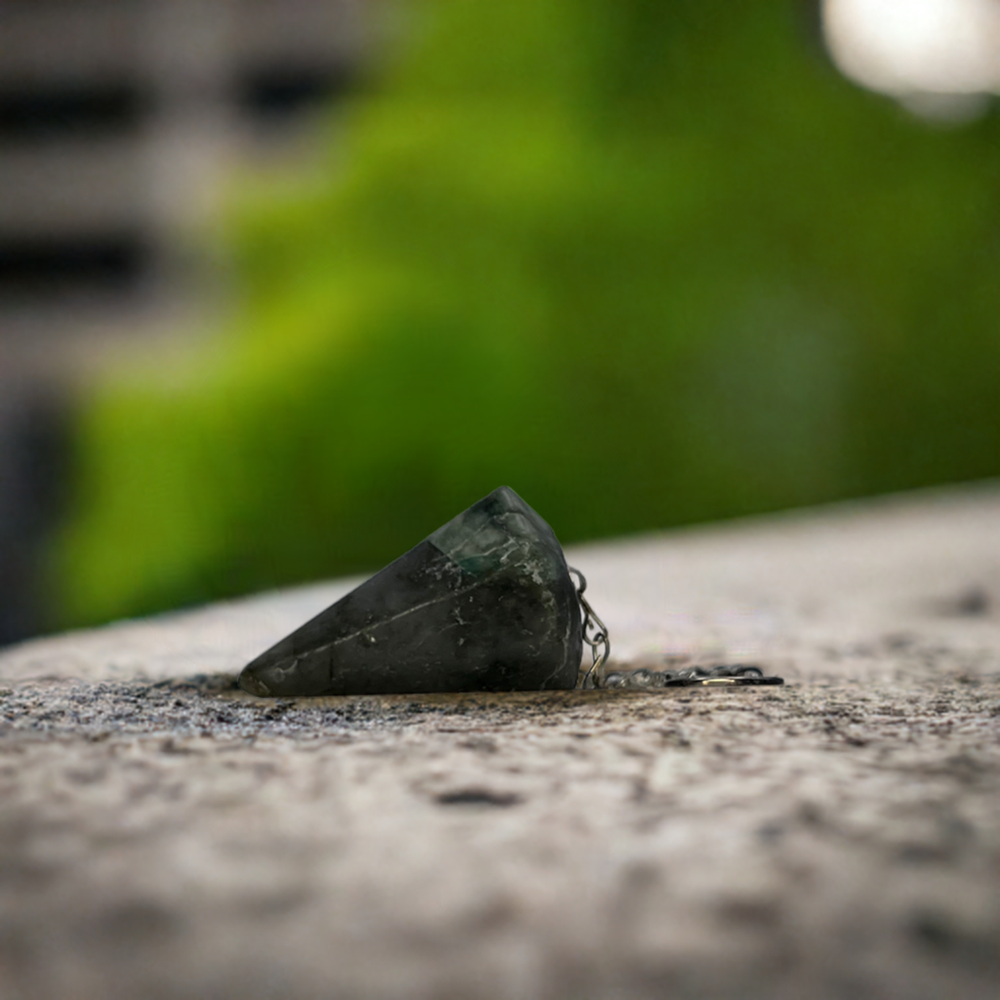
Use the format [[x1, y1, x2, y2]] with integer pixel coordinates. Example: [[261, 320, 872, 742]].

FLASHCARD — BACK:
[[238, 486, 603, 697], [237, 484, 782, 698]]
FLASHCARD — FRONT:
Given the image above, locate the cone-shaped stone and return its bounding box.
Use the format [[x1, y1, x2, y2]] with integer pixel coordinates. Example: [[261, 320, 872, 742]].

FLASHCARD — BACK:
[[238, 486, 583, 696]]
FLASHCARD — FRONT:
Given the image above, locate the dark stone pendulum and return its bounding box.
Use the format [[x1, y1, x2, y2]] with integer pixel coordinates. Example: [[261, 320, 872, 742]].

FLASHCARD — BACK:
[[238, 486, 584, 697]]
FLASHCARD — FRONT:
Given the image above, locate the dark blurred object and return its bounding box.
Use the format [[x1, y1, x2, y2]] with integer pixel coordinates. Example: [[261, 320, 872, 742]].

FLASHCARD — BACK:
[[0, 80, 146, 141], [239, 63, 357, 119], [0, 235, 149, 294], [0, 387, 69, 644]]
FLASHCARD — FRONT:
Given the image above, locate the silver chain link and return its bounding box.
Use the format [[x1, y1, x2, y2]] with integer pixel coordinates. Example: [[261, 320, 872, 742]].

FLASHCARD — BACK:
[[568, 567, 610, 688]]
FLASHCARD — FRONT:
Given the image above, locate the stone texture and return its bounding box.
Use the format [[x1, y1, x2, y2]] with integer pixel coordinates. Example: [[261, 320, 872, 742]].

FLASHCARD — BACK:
[[1, 484, 999, 1000], [239, 486, 583, 697]]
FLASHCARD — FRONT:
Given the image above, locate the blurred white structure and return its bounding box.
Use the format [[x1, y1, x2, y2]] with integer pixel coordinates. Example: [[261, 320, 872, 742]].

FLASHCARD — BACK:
[[823, 0, 1000, 118]]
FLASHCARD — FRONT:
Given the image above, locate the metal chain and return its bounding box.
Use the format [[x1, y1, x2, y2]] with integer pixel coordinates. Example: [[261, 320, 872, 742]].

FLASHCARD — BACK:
[[601, 663, 784, 688], [567, 567, 784, 690], [567, 567, 610, 688]]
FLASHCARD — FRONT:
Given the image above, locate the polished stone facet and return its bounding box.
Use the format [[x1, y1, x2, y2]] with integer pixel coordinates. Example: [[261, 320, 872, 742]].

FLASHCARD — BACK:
[[238, 486, 583, 697]]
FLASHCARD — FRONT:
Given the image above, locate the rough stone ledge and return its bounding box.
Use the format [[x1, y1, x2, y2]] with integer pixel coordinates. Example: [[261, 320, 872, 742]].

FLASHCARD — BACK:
[[1, 483, 999, 1000]]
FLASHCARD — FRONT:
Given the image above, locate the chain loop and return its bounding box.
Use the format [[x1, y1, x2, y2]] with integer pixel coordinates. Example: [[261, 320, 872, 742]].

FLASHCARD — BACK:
[[568, 567, 610, 688]]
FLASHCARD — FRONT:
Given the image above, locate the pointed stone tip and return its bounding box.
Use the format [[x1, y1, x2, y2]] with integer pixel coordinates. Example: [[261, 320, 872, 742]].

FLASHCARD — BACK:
[[237, 666, 273, 698], [485, 485, 523, 510]]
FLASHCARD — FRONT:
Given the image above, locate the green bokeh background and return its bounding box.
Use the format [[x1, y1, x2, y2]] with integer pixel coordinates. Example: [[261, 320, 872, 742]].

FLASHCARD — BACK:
[[54, 0, 1000, 626]]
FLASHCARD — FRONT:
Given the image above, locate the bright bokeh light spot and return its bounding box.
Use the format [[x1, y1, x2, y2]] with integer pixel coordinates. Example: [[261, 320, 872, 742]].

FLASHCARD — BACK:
[[823, 0, 1000, 104]]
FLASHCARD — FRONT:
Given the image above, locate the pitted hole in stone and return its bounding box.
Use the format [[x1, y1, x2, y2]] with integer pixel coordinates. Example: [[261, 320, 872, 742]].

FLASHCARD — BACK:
[[435, 788, 522, 808]]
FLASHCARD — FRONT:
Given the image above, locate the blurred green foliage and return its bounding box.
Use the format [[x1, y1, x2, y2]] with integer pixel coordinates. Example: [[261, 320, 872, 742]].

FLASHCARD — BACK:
[[55, 0, 1000, 626]]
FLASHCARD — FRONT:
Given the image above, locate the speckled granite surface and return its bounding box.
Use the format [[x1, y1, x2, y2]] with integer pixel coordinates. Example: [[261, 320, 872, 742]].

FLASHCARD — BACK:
[[2, 485, 999, 999]]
